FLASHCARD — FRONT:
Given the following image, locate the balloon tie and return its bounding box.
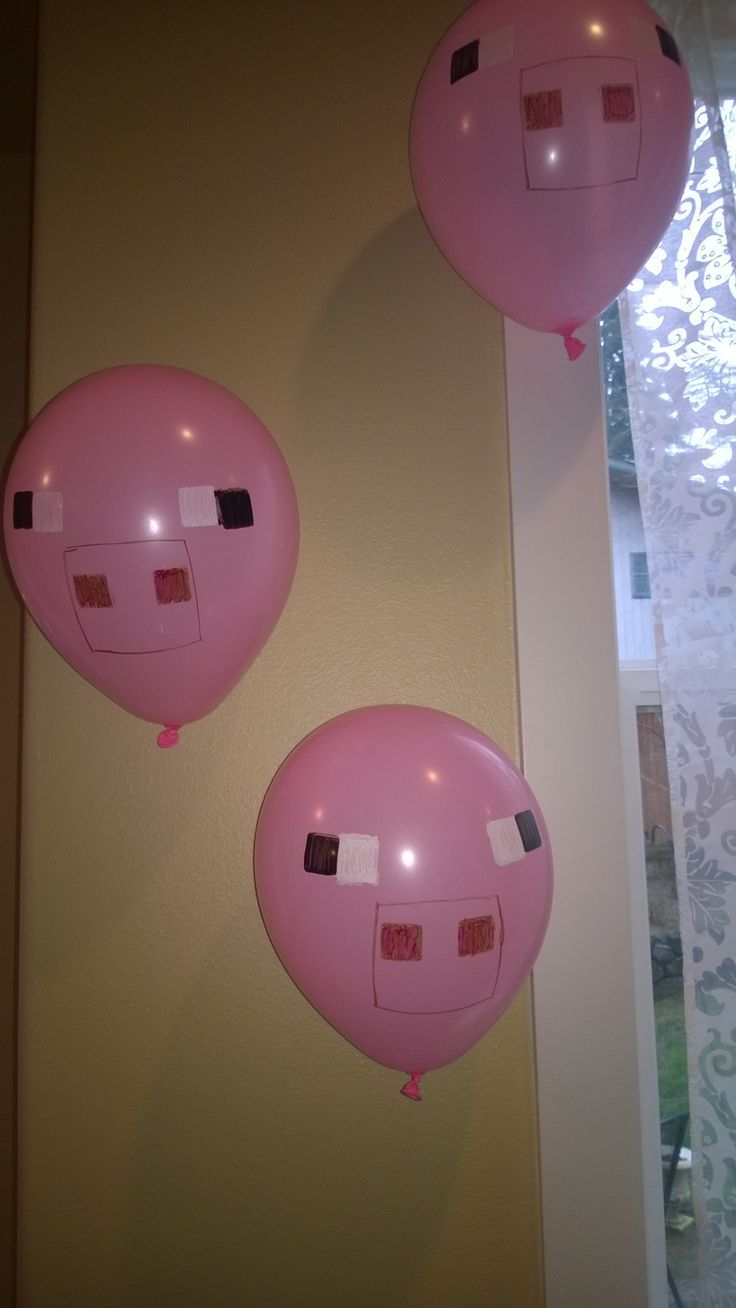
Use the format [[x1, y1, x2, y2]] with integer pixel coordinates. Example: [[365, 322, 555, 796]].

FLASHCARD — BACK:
[[157, 725, 181, 749], [401, 1072, 424, 1102], [563, 332, 586, 362]]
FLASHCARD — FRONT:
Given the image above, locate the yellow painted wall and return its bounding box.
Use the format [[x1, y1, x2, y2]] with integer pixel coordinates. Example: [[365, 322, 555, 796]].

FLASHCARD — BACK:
[[2, 4, 37, 1297], [1, 150, 31, 1308], [20, 2, 543, 1303]]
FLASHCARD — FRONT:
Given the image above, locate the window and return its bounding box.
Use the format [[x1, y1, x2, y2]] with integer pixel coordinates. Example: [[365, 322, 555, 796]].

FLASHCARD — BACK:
[[630, 551, 651, 599], [507, 70, 735, 1308]]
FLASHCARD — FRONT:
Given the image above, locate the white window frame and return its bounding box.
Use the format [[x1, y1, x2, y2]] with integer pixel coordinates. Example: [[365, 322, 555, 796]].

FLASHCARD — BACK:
[[505, 320, 668, 1307], [619, 661, 670, 1304]]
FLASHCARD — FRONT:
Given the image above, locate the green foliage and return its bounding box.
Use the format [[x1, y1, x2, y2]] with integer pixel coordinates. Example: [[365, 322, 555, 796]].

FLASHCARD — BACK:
[[656, 989, 689, 1122]]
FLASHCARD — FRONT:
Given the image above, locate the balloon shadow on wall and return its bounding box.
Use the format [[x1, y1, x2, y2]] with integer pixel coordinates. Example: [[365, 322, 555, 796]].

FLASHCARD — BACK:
[[121, 906, 523, 1308], [17, 701, 230, 981], [292, 207, 604, 580], [96, 214, 541, 1305], [292, 208, 505, 587]]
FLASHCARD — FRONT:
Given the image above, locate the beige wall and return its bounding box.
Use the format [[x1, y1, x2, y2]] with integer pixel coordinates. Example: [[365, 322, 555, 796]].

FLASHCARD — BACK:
[[2, 3, 37, 1300], [1, 152, 30, 1308], [20, 2, 543, 1304]]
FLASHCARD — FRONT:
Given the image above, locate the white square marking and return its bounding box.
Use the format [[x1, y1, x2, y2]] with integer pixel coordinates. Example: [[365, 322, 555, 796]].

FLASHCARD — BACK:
[[33, 490, 63, 532], [178, 485, 218, 527], [487, 816, 526, 866], [479, 27, 513, 68], [337, 833, 380, 885]]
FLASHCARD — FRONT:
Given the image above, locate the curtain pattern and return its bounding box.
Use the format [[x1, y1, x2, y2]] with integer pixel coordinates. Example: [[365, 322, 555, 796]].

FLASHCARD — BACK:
[[619, 4, 736, 1299]]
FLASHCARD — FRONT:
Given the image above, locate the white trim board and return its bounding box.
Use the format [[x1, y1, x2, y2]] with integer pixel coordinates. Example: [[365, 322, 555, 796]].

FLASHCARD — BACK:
[[505, 320, 665, 1308]]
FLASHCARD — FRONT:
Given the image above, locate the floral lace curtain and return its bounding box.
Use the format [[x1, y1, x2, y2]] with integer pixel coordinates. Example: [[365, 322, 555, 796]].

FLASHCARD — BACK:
[[618, 2, 736, 1302]]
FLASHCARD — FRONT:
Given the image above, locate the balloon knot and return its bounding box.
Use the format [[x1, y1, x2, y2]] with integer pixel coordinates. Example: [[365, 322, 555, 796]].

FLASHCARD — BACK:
[[157, 725, 181, 749], [563, 332, 585, 362], [401, 1072, 424, 1102]]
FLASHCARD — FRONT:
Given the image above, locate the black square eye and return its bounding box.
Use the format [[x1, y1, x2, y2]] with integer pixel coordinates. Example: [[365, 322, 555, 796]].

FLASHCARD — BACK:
[[515, 809, 542, 853], [656, 25, 681, 65], [304, 833, 339, 875], [451, 39, 479, 84], [13, 491, 33, 529], [214, 488, 254, 529]]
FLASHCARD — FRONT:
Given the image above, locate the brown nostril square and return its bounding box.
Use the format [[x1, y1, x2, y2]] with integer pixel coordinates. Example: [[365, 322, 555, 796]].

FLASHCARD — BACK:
[[458, 915, 495, 956], [602, 84, 636, 123], [73, 574, 113, 608], [154, 567, 192, 604], [523, 89, 563, 131], [381, 923, 423, 962]]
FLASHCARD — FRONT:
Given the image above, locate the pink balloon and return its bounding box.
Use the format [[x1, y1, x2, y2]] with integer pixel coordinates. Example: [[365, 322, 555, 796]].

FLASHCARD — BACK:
[[410, 0, 692, 356], [254, 706, 552, 1099], [3, 365, 298, 745]]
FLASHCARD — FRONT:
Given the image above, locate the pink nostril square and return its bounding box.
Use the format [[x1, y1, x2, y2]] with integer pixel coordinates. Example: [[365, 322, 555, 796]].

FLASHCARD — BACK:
[[602, 83, 636, 122], [381, 923, 423, 962], [73, 574, 112, 608], [458, 915, 495, 956], [523, 89, 563, 130], [154, 567, 192, 605]]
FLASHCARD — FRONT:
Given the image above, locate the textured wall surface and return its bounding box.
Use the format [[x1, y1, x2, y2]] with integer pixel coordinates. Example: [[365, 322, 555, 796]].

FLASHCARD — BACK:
[[1, 2, 37, 1290], [1, 149, 31, 1308], [20, 2, 543, 1304]]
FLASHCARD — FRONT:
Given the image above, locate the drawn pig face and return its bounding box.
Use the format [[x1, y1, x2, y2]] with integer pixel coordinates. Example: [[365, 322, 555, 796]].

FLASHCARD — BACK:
[[302, 807, 542, 1016], [12, 486, 252, 657], [4, 366, 298, 732], [521, 57, 641, 189], [255, 707, 553, 1086], [446, 12, 682, 191]]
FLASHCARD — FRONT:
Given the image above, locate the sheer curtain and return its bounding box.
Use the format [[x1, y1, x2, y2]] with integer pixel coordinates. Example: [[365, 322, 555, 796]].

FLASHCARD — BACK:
[[619, 2, 736, 1302]]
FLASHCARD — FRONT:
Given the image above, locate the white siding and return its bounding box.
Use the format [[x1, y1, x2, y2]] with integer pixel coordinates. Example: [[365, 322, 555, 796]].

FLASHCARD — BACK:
[[609, 484, 656, 660]]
